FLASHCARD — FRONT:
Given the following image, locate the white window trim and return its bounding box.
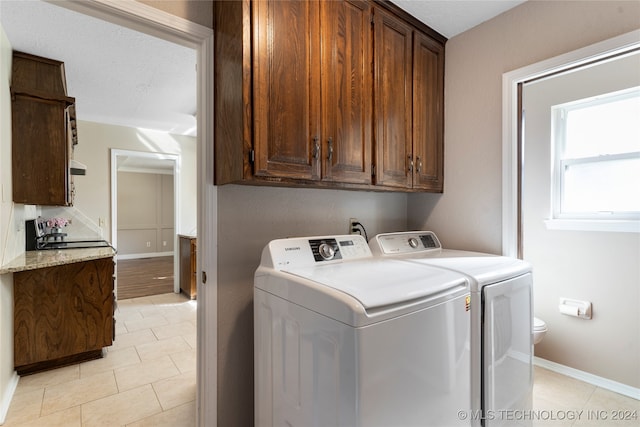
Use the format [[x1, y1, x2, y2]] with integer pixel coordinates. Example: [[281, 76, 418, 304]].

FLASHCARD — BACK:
[[502, 30, 640, 256], [544, 218, 640, 233], [548, 87, 640, 229]]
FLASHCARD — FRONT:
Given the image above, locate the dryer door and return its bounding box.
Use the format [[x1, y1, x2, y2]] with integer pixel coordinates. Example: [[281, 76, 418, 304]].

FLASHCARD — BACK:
[[482, 273, 533, 426]]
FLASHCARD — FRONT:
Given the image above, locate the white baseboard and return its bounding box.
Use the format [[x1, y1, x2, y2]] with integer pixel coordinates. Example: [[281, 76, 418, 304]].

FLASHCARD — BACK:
[[117, 251, 174, 260], [534, 356, 640, 400], [0, 371, 19, 425]]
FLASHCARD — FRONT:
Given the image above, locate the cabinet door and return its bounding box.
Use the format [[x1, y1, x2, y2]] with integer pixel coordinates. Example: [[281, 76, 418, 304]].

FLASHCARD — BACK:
[[413, 32, 444, 191], [253, 0, 321, 181], [12, 94, 70, 206], [373, 7, 413, 188], [14, 258, 114, 368], [320, 0, 372, 184]]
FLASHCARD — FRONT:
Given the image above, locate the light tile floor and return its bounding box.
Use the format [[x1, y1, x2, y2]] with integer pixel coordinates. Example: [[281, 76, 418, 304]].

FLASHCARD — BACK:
[[532, 366, 640, 427], [3, 292, 197, 427], [3, 294, 638, 426]]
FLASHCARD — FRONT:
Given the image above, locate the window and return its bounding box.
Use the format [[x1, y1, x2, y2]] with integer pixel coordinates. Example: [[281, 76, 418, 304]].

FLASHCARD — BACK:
[[549, 87, 640, 229]]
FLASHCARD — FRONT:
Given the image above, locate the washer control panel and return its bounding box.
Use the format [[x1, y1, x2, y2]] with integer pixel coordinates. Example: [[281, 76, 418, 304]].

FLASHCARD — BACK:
[[369, 231, 442, 256], [264, 234, 372, 270], [310, 239, 342, 261]]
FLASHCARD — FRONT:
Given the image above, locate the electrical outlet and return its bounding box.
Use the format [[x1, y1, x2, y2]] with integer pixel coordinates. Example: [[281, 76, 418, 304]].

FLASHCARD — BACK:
[[162, 241, 167, 247], [146, 241, 151, 247], [349, 217, 358, 235]]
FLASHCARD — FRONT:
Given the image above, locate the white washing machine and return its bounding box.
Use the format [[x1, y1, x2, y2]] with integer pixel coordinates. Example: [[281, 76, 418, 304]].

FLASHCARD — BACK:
[[369, 231, 533, 427], [254, 234, 472, 427]]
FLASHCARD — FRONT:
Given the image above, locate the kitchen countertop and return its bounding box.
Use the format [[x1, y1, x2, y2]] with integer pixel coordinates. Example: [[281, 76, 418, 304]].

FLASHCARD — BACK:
[[0, 247, 116, 275]]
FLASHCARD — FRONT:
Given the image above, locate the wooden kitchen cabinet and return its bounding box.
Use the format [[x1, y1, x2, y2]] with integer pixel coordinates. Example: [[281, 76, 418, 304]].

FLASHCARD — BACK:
[[14, 257, 115, 375], [252, 0, 321, 181], [214, 0, 445, 193], [373, 8, 445, 191], [372, 6, 413, 189], [412, 31, 445, 191], [252, 0, 372, 184], [11, 51, 76, 206], [179, 235, 197, 299], [320, 0, 372, 184]]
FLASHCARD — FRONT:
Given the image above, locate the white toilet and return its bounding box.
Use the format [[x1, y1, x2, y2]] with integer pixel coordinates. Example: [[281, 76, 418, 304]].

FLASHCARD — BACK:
[[533, 317, 548, 344]]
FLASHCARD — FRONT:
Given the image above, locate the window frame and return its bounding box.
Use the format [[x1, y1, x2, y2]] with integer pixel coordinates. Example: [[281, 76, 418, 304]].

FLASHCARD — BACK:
[[548, 87, 640, 232]]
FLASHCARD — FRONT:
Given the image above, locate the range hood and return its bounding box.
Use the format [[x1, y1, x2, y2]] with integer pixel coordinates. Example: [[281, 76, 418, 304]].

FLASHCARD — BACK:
[[70, 159, 86, 175]]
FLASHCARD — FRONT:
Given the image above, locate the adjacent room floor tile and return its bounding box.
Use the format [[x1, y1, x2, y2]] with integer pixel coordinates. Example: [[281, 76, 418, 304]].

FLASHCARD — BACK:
[[4, 292, 196, 427], [126, 401, 196, 427], [114, 355, 180, 392], [152, 370, 197, 411], [81, 384, 162, 427], [41, 371, 117, 415]]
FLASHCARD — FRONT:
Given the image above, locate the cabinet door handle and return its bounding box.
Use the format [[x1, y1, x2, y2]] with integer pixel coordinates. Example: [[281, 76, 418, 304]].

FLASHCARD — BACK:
[[416, 156, 422, 173], [327, 137, 333, 162], [312, 136, 320, 159], [407, 155, 414, 172]]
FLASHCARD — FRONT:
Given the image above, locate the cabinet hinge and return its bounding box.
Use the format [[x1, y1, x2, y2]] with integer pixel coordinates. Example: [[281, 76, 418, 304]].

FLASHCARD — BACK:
[[370, 13, 374, 25], [250, 149, 255, 163], [371, 164, 376, 176]]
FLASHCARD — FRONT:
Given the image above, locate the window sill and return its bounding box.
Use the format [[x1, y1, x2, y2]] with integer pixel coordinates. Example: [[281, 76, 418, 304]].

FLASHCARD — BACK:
[[544, 219, 640, 233]]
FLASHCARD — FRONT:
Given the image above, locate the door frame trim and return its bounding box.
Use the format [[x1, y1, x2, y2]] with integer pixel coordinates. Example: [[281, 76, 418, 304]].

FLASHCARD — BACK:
[[55, 1, 216, 425], [501, 29, 640, 258]]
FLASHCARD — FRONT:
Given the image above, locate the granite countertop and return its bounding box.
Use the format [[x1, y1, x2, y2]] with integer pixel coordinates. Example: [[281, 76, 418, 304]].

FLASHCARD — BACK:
[[0, 247, 116, 275]]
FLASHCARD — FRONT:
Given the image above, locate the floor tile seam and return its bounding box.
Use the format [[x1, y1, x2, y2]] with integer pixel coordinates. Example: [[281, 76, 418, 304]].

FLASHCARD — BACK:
[[79, 357, 142, 380], [113, 355, 182, 393], [149, 379, 170, 412], [79, 384, 162, 427], [33, 387, 47, 424], [41, 370, 120, 416], [579, 386, 599, 410], [136, 334, 191, 353]]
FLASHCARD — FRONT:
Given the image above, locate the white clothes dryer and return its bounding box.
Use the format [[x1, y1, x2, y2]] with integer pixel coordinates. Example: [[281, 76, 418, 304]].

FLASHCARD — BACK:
[[254, 234, 472, 427], [369, 231, 533, 427]]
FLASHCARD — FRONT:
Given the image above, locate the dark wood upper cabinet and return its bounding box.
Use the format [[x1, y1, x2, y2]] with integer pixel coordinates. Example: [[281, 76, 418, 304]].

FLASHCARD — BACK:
[[11, 51, 76, 206], [252, 0, 321, 181], [413, 31, 445, 191], [320, 0, 372, 184], [214, 0, 445, 193], [372, 6, 413, 189]]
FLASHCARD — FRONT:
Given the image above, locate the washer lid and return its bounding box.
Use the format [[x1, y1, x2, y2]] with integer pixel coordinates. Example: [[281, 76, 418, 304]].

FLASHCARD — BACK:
[[284, 258, 467, 309]]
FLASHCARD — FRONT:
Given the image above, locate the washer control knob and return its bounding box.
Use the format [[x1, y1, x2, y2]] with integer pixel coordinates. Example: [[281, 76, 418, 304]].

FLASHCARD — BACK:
[[318, 243, 336, 260], [408, 237, 419, 248]]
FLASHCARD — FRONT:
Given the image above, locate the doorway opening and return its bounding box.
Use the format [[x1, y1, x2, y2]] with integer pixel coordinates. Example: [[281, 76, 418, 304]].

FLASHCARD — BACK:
[[111, 149, 181, 299], [0, 1, 216, 425], [501, 29, 640, 257]]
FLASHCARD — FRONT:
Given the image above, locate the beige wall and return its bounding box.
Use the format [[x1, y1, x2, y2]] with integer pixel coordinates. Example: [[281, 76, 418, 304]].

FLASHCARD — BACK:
[[117, 172, 175, 255], [408, 0, 640, 253], [523, 53, 640, 388], [73, 121, 197, 242], [408, 0, 640, 387], [217, 184, 408, 426], [137, 0, 213, 30]]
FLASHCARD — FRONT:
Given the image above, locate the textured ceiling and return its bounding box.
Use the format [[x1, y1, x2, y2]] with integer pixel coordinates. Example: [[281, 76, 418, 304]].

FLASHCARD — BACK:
[[0, 0, 197, 136], [0, 0, 526, 140], [392, 0, 527, 38]]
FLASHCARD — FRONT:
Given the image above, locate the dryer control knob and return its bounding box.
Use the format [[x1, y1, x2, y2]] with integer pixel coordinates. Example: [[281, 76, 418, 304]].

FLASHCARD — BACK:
[[318, 243, 335, 260], [408, 237, 419, 248]]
